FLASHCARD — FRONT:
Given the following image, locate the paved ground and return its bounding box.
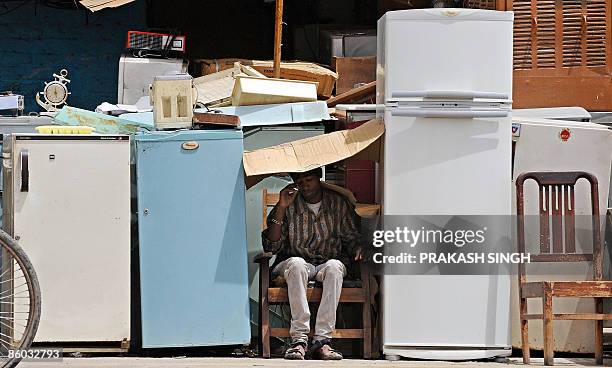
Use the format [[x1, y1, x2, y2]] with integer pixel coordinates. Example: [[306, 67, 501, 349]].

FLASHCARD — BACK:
[[17, 357, 611, 367]]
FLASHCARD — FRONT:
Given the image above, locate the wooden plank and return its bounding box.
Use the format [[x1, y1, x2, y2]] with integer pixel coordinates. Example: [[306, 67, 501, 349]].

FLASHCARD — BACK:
[[265, 193, 280, 206], [513, 75, 612, 110], [551, 185, 563, 253], [332, 57, 376, 95], [326, 82, 376, 107], [268, 287, 366, 303], [550, 281, 612, 297], [555, 0, 564, 69], [361, 266, 372, 359], [262, 189, 269, 231], [193, 112, 240, 128], [259, 256, 271, 358], [522, 314, 543, 320], [271, 328, 363, 339], [555, 313, 612, 320], [563, 185, 576, 253], [595, 298, 604, 364], [522, 313, 612, 320], [355, 204, 380, 219], [543, 284, 554, 366], [531, 254, 593, 263], [521, 282, 545, 298], [273, 0, 284, 78]]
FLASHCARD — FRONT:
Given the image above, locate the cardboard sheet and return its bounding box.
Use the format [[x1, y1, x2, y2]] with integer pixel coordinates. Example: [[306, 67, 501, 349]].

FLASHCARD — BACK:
[[243, 118, 384, 187]]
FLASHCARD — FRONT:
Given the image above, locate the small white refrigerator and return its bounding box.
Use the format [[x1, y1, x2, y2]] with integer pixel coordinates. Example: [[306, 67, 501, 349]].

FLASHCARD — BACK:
[[378, 9, 514, 359], [2, 134, 131, 346]]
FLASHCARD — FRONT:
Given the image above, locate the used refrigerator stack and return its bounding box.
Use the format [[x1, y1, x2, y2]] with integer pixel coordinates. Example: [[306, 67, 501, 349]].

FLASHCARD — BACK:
[[135, 129, 250, 348], [378, 9, 514, 359], [2, 134, 131, 345]]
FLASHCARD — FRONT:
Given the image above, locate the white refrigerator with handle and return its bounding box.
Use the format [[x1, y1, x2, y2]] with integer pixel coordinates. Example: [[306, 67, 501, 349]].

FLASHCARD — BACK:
[[2, 134, 131, 345], [378, 9, 514, 360]]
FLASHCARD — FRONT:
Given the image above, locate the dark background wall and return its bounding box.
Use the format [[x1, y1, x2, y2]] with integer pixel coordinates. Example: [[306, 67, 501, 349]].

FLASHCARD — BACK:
[[0, 0, 382, 112], [0, 0, 147, 111]]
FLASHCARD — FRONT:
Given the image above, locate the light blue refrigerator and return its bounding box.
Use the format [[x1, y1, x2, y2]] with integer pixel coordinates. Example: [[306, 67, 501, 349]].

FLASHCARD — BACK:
[[135, 129, 250, 348]]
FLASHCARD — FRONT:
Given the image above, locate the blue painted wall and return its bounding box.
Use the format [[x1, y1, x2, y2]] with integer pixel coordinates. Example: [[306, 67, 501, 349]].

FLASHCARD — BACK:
[[0, 1, 147, 112]]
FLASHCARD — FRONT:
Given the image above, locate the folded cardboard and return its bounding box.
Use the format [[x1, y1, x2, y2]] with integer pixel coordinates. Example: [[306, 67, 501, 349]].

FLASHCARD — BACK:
[[243, 118, 384, 188]]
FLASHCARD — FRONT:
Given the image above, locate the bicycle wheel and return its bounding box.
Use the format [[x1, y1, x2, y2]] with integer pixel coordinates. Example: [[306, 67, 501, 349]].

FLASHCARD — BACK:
[[0, 229, 41, 368]]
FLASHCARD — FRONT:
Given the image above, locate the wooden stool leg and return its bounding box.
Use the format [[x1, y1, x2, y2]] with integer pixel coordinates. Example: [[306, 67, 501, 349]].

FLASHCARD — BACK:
[[543, 289, 554, 366], [259, 264, 271, 358], [520, 297, 530, 364], [595, 298, 604, 365], [362, 269, 372, 359]]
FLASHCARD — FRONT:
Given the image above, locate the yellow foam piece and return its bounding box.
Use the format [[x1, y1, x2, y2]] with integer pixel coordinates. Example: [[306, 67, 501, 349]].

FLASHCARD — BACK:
[[35, 126, 96, 134]]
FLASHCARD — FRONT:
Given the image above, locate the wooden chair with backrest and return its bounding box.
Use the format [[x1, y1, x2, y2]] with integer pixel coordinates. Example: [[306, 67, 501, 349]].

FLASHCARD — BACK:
[[254, 188, 373, 359], [516, 171, 612, 366]]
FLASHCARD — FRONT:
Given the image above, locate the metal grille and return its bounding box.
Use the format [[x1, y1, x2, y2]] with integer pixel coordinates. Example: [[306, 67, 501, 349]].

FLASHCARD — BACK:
[[128, 33, 163, 50]]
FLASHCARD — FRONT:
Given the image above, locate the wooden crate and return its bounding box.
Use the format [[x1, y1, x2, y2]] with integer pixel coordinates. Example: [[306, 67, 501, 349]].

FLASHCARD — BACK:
[[332, 56, 376, 95]]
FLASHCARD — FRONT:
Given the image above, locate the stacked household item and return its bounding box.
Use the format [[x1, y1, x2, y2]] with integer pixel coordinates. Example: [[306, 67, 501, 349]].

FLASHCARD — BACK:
[[135, 129, 250, 348], [378, 8, 514, 359], [135, 72, 253, 348], [2, 132, 131, 349], [511, 115, 612, 353]]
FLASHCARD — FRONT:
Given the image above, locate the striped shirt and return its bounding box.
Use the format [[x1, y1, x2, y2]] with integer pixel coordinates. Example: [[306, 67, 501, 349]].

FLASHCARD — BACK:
[[262, 188, 362, 266]]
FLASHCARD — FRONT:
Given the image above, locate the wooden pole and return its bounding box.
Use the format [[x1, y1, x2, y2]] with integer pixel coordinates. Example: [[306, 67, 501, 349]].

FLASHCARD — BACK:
[[273, 0, 284, 78]]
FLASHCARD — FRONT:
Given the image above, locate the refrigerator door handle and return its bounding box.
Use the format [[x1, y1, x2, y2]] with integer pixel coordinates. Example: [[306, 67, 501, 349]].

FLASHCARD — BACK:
[[20, 149, 29, 192], [391, 90, 509, 100], [391, 108, 509, 119]]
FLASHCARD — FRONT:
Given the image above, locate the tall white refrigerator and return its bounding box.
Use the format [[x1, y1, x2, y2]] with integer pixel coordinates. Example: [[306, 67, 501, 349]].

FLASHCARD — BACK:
[[2, 134, 131, 345], [378, 9, 514, 359]]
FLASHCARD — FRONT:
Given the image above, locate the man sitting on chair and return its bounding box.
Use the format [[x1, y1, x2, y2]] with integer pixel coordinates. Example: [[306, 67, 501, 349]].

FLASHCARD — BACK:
[[262, 167, 364, 360]]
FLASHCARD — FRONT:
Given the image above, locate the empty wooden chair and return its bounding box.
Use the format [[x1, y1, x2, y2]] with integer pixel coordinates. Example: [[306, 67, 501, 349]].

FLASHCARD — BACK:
[[516, 171, 612, 366]]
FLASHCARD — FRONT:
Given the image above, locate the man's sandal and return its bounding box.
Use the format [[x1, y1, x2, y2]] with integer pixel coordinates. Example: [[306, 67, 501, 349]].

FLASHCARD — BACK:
[[309, 339, 343, 360], [284, 342, 307, 360]]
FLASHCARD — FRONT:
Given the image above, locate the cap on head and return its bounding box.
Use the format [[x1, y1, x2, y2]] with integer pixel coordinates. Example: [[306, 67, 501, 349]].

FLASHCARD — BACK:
[[290, 167, 323, 181]]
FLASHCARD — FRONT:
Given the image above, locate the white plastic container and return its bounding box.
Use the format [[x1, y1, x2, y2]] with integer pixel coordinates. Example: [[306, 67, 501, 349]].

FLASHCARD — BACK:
[[150, 74, 196, 130]]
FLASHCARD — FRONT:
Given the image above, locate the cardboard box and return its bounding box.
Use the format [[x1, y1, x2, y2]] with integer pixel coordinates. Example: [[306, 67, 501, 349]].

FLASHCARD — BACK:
[[243, 118, 384, 188], [332, 56, 376, 95], [196, 58, 338, 98], [250, 61, 338, 99]]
